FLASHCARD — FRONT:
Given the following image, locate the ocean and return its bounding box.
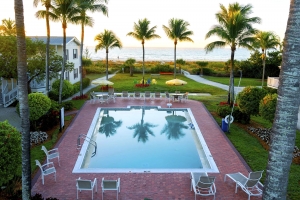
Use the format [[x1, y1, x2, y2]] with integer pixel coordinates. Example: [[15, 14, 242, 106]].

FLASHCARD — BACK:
[[87, 47, 251, 62]]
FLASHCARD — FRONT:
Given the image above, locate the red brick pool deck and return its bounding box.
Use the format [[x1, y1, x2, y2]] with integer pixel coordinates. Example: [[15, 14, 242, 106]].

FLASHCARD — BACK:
[[31, 98, 262, 200]]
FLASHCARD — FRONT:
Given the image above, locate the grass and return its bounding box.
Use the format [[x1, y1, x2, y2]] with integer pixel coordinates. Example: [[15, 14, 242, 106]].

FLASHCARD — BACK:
[[202, 75, 263, 87], [107, 73, 227, 95]]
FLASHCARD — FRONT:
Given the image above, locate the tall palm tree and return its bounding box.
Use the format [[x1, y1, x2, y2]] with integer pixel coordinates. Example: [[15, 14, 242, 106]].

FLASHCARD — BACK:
[[94, 29, 122, 80], [127, 18, 160, 84], [0, 18, 17, 36], [254, 31, 280, 87], [162, 18, 193, 78], [34, 0, 55, 96], [14, 1, 31, 199], [52, 0, 79, 103], [263, 1, 300, 199], [127, 108, 157, 143], [74, 0, 108, 96], [205, 3, 261, 105]]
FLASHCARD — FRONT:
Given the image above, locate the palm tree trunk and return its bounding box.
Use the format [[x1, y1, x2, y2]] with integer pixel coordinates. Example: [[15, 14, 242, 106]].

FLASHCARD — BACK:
[[142, 44, 145, 85], [174, 43, 177, 78], [106, 49, 108, 80], [263, 1, 300, 198], [59, 25, 66, 104], [262, 55, 266, 87], [45, 6, 50, 96], [79, 21, 84, 96], [14, 1, 31, 199], [228, 49, 235, 105]]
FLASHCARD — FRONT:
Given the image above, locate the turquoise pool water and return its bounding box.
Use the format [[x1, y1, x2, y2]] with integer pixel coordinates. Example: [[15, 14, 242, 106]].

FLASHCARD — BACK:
[[73, 106, 219, 173]]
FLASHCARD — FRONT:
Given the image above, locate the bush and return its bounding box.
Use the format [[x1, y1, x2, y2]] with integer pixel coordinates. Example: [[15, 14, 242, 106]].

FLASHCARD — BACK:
[[37, 100, 60, 131], [202, 67, 214, 75], [0, 121, 21, 187], [150, 64, 173, 73], [259, 93, 278, 122], [51, 79, 74, 100], [16, 93, 51, 122], [72, 78, 91, 94], [216, 105, 250, 124], [61, 101, 74, 111], [237, 86, 267, 116], [176, 59, 186, 65], [82, 58, 92, 66]]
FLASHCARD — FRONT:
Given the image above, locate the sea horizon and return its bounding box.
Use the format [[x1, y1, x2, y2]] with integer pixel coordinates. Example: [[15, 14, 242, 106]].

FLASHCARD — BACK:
[[86, 46, 251, 62]]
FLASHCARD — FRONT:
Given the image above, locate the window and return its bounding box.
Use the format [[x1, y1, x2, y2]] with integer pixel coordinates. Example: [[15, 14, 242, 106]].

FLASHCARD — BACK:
[[74, 68, 78, 79], [65, 71, 69, 81], [66, 49, 69, 61], [73, 49, 78, 59]]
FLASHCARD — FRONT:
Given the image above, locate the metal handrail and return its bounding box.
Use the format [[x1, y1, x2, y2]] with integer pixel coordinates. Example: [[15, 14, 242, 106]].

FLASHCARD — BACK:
[[77, 134, 97, 157]]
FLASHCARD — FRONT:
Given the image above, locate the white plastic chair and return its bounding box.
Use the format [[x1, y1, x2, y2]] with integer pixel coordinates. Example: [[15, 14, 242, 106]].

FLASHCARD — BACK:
[[76, 177, 97, 200], [191, 172, 216, 200], [41, 145, 60, 166], [101, 178, 120, 200], [224, 171, 264, 200], [35, 160, 56, 185]]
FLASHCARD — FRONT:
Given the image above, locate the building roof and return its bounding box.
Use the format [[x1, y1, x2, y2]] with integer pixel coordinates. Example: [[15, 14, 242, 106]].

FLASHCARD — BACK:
[[28, 36, 81, 46]]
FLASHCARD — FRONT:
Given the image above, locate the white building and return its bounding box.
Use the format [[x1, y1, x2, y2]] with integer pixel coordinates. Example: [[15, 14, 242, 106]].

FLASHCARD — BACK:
[[0, 36, 81, 107]]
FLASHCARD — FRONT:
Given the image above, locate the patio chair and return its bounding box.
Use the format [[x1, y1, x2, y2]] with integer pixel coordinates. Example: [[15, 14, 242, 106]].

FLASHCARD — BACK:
[[180, 92, 189, 103], [35, 160, 56, 185], [76, 177, 97, 200], [165, 92, 172, 102], [101, 177, 120, 200], [41, 145, 60, 166], [191, 172, 216, 200], [224, 171, 264, 200], [122, 91, 129, 99], [154, 92, 161, 99], [145, 91, 151, 100], [108, 88, 116, 103], [134, 91, 141, 99], [89, 93, 96, 104]]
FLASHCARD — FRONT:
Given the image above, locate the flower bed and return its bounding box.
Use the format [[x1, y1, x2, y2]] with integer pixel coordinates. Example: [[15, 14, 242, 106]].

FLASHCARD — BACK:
[[159, 72, 173, 75], [100, 85, 113, 91], [135, 84, 150, 87]]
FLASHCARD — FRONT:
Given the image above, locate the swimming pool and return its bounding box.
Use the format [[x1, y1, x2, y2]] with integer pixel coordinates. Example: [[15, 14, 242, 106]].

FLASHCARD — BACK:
[[73, 106, 219, 173]]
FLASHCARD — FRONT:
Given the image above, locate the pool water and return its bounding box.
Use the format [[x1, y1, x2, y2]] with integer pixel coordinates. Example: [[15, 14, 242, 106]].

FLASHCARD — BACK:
[[73, 106, 219, 173]]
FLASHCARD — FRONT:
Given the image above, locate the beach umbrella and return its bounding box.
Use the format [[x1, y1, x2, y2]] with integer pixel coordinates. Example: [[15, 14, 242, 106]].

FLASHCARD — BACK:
[[166, 78, 187, 86], [165, 115, 187, 123]]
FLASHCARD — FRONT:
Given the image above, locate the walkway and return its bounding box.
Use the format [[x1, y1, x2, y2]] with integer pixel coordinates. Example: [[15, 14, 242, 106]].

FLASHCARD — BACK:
[[31, 98, 261, 199]]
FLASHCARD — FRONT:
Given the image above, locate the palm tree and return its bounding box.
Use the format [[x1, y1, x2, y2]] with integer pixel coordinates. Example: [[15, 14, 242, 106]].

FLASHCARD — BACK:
[[263, 1, 300, 199], [0, 18, 16, 36], [162, 18, 193, 78], [52, 0, 80, 103], [94, 29, 122, 80], [205, 3, 261, 105], [74, 0, 108, 96], [14, 1, 31, 199], [127, 108, 157, 143], [161, 122, 188, 140], [127, 18, 160, 84], [99, 116, 122, 137], [34, 0, 55, 96], [254, 31, 280, 87]]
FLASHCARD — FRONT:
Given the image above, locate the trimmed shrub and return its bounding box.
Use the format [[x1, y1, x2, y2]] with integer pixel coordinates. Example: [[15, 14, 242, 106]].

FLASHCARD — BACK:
[[237, 86, 267, 116], [61, 101, 74, 111], [51, 79, 74, 100], [202, 67, 214, 75], [72, 78, 91, 94], [17, 93, 51, 122], [37, 100, 60, 131], [259, 93, 278, 122], [150, 64, 173, 73], [0, 121, 21, 187], [217, 104, 250, 124]]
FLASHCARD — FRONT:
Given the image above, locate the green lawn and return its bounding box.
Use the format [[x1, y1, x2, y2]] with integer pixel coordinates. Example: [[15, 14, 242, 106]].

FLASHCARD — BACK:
[[202, 75, 263, 87]]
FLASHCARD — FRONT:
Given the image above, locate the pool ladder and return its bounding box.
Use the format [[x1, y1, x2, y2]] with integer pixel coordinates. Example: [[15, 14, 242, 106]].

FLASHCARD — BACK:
[[77, 134, 97, 157]]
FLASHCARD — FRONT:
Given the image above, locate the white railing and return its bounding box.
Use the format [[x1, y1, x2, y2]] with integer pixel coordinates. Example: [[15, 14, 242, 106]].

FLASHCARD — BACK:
[[3, 87, 18, 107], [267, 77, 279, 89]]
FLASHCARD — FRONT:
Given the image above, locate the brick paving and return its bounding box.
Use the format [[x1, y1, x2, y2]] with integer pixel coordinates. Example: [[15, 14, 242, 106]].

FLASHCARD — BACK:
[[31, 97, 262, 200]]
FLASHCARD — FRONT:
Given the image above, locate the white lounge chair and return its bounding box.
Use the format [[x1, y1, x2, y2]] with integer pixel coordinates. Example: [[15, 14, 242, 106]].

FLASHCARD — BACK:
[[224, 171, 264, 200], [154, 92, 161, 99], [122, 91, 129, 99], [101, 177, 120, 200], [76, 177, 97, 200], [191, 172, 216, 200], [134, 91, 141, 99], [41, 145, 60, 166], [144, 91, 151, 100], [35, 160, 56, 185]]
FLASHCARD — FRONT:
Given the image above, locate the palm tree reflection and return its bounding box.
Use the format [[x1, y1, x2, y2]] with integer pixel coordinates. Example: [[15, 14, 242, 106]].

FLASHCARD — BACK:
[[161, 112, 188, 140], [127, 108, 158, 143], [99, 113, 122, 137]]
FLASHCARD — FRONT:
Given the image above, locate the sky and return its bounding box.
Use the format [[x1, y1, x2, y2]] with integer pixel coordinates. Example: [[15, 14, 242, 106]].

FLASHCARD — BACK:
[[0, 0, 290, 48]]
